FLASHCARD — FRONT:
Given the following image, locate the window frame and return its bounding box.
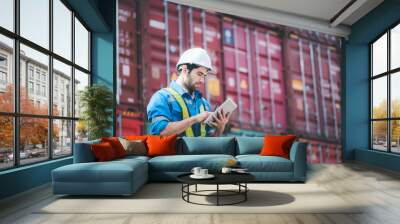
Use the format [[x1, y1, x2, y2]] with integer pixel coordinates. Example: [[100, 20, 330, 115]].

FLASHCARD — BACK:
[[0, 0, 92, 171], [370, 20, 400, 154]]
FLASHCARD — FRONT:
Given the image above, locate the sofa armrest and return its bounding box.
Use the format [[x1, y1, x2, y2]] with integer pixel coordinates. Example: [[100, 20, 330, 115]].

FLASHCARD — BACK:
[[289, 141, 307, 181], [73, 140, 100, 163]]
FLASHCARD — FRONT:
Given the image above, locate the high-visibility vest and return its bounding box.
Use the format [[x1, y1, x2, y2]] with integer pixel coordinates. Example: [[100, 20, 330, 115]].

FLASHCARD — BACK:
[[164, 88, 206, 137]]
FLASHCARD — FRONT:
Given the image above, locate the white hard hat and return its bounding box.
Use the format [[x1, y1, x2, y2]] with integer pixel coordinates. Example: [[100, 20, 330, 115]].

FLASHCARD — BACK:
[[176, 48, 214, 72]]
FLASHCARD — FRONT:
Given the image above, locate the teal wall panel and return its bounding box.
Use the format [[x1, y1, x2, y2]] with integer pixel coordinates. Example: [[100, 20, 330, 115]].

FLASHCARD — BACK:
[[345, 0, 400, 171]]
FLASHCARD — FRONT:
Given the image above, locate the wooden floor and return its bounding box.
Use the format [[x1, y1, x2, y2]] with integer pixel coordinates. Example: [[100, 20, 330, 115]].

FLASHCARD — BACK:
[[1, 162, 400, 224]]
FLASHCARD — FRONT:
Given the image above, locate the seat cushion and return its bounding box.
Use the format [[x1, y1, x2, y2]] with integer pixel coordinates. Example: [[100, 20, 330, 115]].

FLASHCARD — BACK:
[[52, 159, 147, 183], [149, 154, 235, 172], [236, 155, 293, 172], [236, 137, 264, 155], [178, 137, 235, 155]]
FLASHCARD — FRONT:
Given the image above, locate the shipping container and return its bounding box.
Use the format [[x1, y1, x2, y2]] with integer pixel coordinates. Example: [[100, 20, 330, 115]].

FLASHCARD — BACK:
[[283, 31, 341, 142], [300, 138, 342, 164], [117, 0, 145, 136], [116, 107, 145, 136], [222, 17, 287, 133]]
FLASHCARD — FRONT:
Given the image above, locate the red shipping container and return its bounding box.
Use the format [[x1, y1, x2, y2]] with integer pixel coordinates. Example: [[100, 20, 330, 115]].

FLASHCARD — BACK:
[[284, 32, 341, 142], [301, 138, 342, 164], [118, 0, 140, 107], [222, 17, 287, 133]]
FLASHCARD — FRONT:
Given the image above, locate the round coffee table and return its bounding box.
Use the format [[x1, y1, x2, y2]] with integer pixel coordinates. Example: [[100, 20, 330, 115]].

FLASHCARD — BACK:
[[177, 172, 255, 206]]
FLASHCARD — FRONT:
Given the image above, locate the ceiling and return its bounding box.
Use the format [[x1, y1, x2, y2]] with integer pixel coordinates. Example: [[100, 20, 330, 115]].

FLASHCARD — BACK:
[[168, 0, 384, 38]]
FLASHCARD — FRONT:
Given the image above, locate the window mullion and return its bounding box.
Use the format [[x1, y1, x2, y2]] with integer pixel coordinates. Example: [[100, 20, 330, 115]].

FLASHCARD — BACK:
[[71, 10, 76, 155], [49, 0, 53, 160], [14, 0, 20, 167]]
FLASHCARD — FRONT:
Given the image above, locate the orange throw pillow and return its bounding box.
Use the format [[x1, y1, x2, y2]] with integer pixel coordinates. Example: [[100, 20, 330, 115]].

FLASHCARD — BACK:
[[101, 137, 127, 158], [124, 135, 148, 142], [260, 135, 297, 159], [91, 142, 117, 161], [146, 134, 177, 157]]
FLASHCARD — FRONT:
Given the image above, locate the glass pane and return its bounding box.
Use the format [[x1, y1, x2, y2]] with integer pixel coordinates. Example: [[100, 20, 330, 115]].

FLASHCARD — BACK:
[[74, 69, 89, 118], [20, 117, 49, 165], [20, 44, 49, 115], [53, 59, 72, 117], [372, 121, 388, 151], [372, 33, 387, 76], [391, 120, 400, 153], [0, 116, 14, 170], [53, 0, 72, 60], [74, 17, 89, 70], [391, 24, 400, 70], [75, 120, 88, 143], [372, 77, 387, 119], [0, 0, 14, 31], [20, 0, 49, 49], [391, 72, 400, 118], [53, 119, 72, 158], [0, 34, 14, 112]]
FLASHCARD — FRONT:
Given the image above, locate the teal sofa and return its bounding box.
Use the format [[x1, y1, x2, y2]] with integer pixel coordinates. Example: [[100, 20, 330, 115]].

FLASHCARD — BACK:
[[52, 137, 307, 196]]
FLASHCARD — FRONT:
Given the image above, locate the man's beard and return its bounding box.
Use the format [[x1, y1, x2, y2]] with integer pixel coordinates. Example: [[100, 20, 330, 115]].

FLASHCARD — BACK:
[[184, 82, 196, 95]]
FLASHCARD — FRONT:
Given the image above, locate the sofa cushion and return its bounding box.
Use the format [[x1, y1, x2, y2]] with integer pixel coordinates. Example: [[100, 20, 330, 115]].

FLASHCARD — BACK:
[[236, 155, 293, 172], [101, 137, 127, 158], [236, 137, 264, 155], [260, 135, 297, 159], [119, 138, 147, 156], [147, 134, 177, 157], [178, 137, 235, 155], [52, 159, 147, 183], [91, 142, 118, 161], [73, 139, 100, 163], [149, 154, 235, 172]]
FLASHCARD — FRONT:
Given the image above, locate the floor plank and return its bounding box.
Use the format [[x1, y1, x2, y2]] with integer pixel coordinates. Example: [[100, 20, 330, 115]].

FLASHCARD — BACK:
[[1, 162, 400, 224]]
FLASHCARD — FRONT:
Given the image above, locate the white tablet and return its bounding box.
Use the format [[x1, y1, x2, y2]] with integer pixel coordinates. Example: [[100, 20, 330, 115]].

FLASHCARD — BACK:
[[204, 98, 237, 124]]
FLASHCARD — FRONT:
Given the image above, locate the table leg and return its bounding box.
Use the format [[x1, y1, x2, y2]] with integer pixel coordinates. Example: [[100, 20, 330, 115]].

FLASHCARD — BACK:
[[245, 183, 247, 201], [195, 184, 197, 192], [217, 184, 219, 206]]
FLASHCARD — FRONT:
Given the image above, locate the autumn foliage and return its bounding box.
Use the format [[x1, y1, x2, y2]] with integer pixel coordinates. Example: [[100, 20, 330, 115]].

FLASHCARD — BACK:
[[0, 85, 59, 149]]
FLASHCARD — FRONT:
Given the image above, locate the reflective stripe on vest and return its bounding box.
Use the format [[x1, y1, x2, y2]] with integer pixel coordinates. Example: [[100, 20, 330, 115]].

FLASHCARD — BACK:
[[164, 87, 206, 137]]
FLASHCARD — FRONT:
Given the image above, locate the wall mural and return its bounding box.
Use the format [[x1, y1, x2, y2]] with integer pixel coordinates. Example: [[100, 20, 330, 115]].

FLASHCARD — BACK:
[[117, 0, 342, 163]]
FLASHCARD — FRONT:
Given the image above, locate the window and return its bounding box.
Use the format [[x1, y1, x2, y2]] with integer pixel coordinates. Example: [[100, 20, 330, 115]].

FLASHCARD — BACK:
[[0, 0, 91, 170], [0, 0, 14, 32], [36, 83, 40, 95], [371, 23, 400, 154], [28, 81, 34, 94], [29, 67, 34, 80]]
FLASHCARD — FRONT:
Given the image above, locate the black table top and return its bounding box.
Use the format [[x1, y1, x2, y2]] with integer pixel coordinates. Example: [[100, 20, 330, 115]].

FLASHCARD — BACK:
[[177, 172, 255, 185]]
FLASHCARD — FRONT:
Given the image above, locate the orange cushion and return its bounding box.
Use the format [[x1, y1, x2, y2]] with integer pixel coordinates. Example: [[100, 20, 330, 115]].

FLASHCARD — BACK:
[[101, 137, 127, 158], [146, 134, 177, 157], [124, 135, 148, 142], [260, 135, 297, 159], [91, 142, 117, 161]]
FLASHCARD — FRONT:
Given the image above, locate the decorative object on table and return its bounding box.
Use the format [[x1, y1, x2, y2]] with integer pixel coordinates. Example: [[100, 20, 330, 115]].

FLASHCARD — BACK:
[[79, 84, 113, 140], [225, 159, 238, 167], [190, 167, 214, 179]]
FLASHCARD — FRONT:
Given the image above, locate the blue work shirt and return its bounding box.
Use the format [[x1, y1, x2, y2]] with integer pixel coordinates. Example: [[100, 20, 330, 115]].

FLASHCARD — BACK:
[[147, 81, 213, 136]]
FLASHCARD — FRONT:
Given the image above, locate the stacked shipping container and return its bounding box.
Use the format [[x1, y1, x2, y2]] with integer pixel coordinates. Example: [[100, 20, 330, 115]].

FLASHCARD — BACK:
[[117, 0, 343, 163]]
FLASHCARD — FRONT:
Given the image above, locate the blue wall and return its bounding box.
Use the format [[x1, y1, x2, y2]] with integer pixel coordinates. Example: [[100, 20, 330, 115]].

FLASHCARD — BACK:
[[0, 0, 116, 200], [345, 0, 400, 170]]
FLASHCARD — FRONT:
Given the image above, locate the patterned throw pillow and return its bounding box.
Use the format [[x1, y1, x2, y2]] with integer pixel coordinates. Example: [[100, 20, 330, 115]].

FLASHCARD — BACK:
[[118, 137, 147, 156]]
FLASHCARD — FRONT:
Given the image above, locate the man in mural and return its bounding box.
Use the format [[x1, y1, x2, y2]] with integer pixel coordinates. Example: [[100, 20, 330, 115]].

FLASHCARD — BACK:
[[147, 48, 230, 137]]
